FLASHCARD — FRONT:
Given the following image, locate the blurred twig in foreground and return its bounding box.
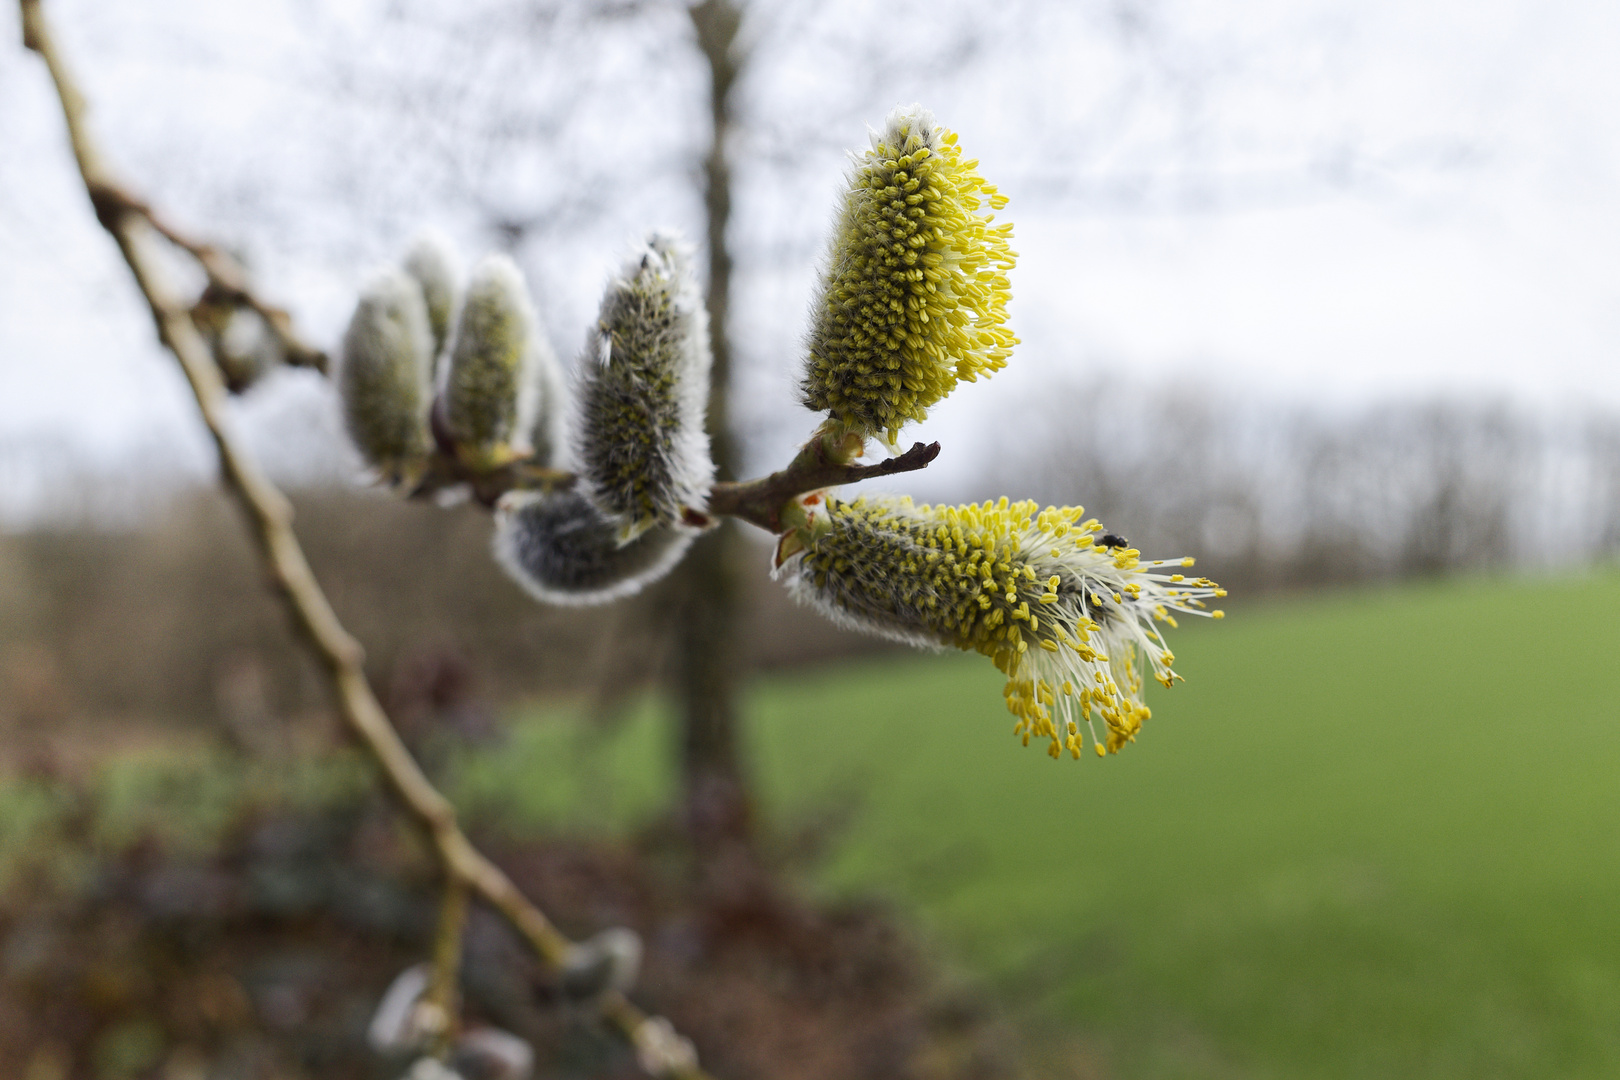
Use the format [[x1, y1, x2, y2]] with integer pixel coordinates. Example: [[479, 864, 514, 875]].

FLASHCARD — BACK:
[[17, 1, 707, 1074]]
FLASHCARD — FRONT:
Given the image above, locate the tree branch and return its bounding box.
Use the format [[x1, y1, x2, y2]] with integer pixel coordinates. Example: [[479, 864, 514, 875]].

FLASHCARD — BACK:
[[83, 181, 329, 373], [19, 3, 709, 1075], [706, 439, 941, 532]]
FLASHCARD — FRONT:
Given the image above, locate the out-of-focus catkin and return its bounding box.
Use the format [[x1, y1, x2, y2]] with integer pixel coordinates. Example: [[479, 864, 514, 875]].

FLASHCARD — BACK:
[[802, 105, 1017, 448], [401, 229, 461, 366], [443, 254, 543, 468], [493, 489, 694, 606], [339, 270, 434, 484]]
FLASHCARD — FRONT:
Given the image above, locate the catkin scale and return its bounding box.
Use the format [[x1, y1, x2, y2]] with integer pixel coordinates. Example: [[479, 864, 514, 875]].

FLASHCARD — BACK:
[[338, 270, 434, 482], [574, 232, 714, 542]]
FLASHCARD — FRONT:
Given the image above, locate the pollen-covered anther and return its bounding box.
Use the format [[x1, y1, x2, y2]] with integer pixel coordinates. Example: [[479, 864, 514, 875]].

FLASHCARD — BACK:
[[780, 494, 1225, 760]]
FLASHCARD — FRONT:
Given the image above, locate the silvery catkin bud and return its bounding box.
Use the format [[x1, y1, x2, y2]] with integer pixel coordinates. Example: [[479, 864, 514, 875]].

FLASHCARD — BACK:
[[525, 328, 569, 470], [492, 489, 694, 606], [444, 254, 542, 467], [402, 229, 462, 365], [575, 232, 714, 543], [781, 494, 1225, 761], [803, 105, 1018, 448], [340, 270, 435, 483]]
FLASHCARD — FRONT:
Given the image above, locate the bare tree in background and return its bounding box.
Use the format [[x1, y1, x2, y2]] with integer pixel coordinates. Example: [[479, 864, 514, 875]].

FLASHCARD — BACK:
[[672, 0, 758, 890]]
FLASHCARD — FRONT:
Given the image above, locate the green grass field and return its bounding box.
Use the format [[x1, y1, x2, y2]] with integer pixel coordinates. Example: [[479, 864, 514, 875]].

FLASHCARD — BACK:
[[460, 568, 1620, 1079]]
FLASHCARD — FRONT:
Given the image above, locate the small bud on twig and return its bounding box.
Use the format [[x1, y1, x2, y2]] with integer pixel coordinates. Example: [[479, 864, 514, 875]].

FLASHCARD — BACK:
[[560, 927, 642, 1001], [369, 963, 433, 1053], [634, 1016, 700, 1079], [451, 1028, 535, 1080]]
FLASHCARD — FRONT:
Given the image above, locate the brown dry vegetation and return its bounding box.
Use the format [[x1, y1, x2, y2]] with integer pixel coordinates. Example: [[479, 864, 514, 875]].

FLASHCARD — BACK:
[[0, 487, 895, 755]]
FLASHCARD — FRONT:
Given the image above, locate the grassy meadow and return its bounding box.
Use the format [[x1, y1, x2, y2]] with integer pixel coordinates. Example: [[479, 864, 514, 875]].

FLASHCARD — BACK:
[[456, 568, 1620, 1079]]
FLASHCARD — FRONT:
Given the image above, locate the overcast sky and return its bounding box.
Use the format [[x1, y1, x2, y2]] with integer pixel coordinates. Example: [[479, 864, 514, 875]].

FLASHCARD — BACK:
[[2, 0, 1618, 515]]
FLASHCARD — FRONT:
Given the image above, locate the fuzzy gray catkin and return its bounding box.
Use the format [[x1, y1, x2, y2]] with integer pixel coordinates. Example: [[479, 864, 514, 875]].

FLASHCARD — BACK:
[[574, 232, 714, 542], [402, 229, 461, 366], [339, 270, 434, 482], [525, 327, 569, 469], [492, 489, 693, 606], [444, 254, 541, 466]]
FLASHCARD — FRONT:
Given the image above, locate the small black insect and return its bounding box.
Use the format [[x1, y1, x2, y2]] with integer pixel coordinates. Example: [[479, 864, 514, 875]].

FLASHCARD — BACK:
[[1098, 533, 1129, 550]]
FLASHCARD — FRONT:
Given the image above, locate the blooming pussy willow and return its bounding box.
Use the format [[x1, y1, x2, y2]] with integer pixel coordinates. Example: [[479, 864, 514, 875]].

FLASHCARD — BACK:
[[803, 105, 1017, 449], [575, 231, 714, 543], [781, 494, 1225, 759]]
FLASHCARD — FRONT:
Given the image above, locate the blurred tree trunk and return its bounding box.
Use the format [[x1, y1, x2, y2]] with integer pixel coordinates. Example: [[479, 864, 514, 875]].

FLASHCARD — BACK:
[[675, 0, 758, 893]]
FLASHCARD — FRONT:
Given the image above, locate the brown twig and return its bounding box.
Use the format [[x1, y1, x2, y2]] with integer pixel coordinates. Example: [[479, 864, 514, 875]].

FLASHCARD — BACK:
[[20, 3, 709, 1075], [421, 876, 468, 1050], [413, 437, 941, 528], [708, 438, 942, 532], [63, 109, 327, 373]]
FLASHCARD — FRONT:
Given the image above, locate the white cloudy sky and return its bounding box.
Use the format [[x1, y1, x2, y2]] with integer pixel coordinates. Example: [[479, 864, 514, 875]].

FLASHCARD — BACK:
[[2, 0, 1618, 512]]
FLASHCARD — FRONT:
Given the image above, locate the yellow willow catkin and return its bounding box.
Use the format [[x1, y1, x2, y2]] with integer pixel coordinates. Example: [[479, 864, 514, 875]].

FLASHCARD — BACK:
[[781, 494, 1225, 760], [802, 105, 1017, 448], [338, 269, 434, 484]]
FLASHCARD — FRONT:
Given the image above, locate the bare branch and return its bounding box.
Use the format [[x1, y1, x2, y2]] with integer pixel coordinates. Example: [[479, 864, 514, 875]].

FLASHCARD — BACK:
[[707, 439, 942, 532], [421, 877, 469, 1051], [19, 4, 710, 1075], [84, 171, 328, 374]]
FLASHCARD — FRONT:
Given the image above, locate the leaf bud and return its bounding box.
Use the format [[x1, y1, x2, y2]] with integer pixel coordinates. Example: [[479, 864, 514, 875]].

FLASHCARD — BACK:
[[559, 927, 642, 1001]]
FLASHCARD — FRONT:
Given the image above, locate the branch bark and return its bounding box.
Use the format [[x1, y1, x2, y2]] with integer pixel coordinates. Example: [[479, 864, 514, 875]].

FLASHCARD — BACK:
[[19, 3, 708, 1075]]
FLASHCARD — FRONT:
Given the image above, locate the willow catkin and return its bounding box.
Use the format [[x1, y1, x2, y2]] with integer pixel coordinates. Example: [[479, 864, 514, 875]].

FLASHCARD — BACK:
[[338, 269, 434, 482], [574, 232, 714, 542], [802, 105, 1017, 448], [525, 325, 569, 470], [444, 254, 541, 466], [401, 229, 461, 366], [492, 489, 694, 606], [780, 494, 1224, 760]]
